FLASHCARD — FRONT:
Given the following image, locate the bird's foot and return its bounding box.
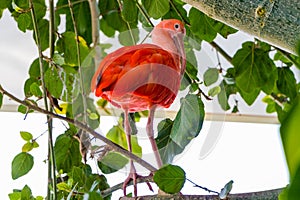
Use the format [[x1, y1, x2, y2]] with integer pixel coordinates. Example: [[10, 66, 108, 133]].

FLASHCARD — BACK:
[[122, 171, 154, 197]]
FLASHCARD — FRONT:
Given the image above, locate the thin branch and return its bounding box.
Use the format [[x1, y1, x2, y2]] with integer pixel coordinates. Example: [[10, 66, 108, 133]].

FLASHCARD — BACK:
[[169, 0, 190, 25], [120, 188, 283, 200], [135, 0, 154, 27], [274, 46, 300, 69], [48, 0, 58, 199], [186, 179, 218, 194], [0, 85, 157, 173], [209, 41, 233, 64], [67, 0, 91, 161], [29, 0, 57, 198], [88, 0, 100, 47], [87, 0, 101, 72]]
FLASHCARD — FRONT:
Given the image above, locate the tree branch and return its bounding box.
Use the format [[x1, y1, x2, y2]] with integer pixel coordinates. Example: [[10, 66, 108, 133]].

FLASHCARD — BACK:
[[183, 0, 300, 54], [120, 188, 283, 200], [0, 85, 157, 173], [209, 41, 232, 64]]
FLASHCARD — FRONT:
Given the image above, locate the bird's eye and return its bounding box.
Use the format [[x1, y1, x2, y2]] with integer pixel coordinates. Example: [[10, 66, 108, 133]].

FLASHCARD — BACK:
[[174, 23, 180, 30]]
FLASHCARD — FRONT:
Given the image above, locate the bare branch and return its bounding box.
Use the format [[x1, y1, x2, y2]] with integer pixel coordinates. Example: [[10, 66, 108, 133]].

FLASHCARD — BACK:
[[0, 85, 157, 173]]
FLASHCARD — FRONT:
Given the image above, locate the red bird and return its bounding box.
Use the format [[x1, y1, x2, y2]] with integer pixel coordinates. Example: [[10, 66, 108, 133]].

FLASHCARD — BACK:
[[91, 19, 186, 196]]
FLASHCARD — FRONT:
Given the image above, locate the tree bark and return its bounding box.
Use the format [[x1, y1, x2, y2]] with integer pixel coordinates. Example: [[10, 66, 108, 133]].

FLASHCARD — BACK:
[[183, 0, 300, 54], [120, 188, 283, 200]]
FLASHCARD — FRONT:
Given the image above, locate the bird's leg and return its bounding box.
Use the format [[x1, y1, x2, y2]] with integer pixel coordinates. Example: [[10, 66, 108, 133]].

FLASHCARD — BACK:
[[146, 106, 163, 168], [123, 109, 138, 196]]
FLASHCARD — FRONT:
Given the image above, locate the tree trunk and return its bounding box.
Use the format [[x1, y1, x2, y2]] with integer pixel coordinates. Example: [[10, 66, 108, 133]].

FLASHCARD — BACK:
[[183, 0, 300, 54]]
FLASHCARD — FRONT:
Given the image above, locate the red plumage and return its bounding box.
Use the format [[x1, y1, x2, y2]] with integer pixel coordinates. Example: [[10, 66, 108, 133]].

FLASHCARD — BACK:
[[91, 44, 181, 112]]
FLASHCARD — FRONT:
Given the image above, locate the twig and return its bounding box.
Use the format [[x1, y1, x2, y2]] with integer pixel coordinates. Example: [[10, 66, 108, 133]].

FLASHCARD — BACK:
[[187, 178, 219, 194], [169, 0, 190, 25], [274, 46, 300, 69], [209, 41, 233, 64], [0, 85, 157, 173], [135, 0, 154, 27]]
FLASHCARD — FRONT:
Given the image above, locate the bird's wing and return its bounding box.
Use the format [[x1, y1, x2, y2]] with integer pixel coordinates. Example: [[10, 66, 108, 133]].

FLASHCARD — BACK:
[[91, 44, 181, 109]]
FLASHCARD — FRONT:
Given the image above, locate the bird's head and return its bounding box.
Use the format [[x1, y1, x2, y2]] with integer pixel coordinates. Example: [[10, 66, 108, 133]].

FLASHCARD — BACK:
[[151, 19, 186, 76]]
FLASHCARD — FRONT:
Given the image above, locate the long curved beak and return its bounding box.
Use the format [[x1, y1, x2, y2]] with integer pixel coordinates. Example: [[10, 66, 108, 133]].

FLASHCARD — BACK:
[[173, 33, 186, 77]]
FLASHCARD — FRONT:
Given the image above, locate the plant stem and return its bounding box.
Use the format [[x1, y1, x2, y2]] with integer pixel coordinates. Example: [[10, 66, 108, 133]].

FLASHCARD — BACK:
[[29, 0, 57, 198], [0, 85, 157, 173], [209, 41, 233, 64], [48, 0, 58, 199], [67, 0, 91, 160]]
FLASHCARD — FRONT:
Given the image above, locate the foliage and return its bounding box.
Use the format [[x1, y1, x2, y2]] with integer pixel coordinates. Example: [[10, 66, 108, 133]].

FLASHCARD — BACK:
[[0, 0, 299, 199]]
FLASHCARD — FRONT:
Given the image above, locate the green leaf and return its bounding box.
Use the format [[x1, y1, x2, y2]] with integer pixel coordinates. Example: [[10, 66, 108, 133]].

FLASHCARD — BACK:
[[238, 87, 260, 106], [153, 164, 186, 194], [0, 0, 12, 9], [56, 32, 89, 66], [217, 81, 237, 111], [122, 0, 138, 23], [33, 19, 49, 51], [185, 48, 199, 81], [21, 185, 32, 200], [219, 180, 234, 199], [170, 94, 205, 148], [44, 67, 63, 99], [0, 92, 3, 109], [24, 78, 38, 97], [30, 82, 42, 97], [277, 67, 297, 101], [189, 8, 217, 42], [57, 182, 71, 192], [98, 152, 128, 174], [54, 134, 82, 172], [232, 41, 276, 94], [204, 68, 219, 86], [280, 98, 300, 199], [155, 119, 184, 164], [99, 18, 115, 37], [8, 191, 21, 200], [142, 0, 170, 19], [18, 104, 28, 114], [22, 142, 33, 153], [29, 58, 48, 79], [280, 98, 300, 178], [208, 85, 221, 97], [118, 28, 139, 46], [214, 22, 238, 39], [57, 0, 92, 44], [11, 152, 34, 180], [16, 13, 31, 32], [20, 131, 33, 141], [104, 10, 127, 32], [106, 126, 142, 157], [32, 141, 39, 148]]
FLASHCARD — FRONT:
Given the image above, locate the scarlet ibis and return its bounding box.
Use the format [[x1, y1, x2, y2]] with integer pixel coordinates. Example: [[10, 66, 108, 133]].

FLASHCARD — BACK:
[[91, 19, 186, 196]]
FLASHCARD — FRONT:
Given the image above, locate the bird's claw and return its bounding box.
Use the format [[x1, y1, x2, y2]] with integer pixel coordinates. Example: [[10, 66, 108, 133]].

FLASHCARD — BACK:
[[122, 173, 154, 197]]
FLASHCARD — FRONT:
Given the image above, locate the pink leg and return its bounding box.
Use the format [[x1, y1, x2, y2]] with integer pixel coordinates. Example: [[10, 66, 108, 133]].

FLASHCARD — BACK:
[[146, 106, 163, 168], [122, 109, 138, 196]]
